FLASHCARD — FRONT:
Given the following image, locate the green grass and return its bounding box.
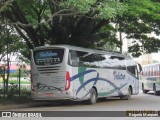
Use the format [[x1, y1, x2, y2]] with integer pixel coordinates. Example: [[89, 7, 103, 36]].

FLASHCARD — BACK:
[[0, 79, 30, 84], [0, 90, 32, 104], [0, 96, 33, 104]]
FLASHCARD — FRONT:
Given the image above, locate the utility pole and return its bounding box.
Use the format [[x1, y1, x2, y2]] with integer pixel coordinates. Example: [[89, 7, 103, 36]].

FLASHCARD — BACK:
[[119, 31, 122, 53]]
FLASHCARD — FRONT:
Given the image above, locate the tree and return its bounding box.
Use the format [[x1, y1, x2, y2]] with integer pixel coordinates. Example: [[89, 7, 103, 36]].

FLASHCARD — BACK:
[[0, 0, 126, 51], [1, 0, 160, 59], [0, 12, 29, 97], [116, 0, 160, 56], [0, 22, 14, 96]]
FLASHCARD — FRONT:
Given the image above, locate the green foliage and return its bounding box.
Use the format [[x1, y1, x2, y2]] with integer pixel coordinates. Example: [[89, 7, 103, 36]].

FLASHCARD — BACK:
[[62, 0, 126, 19], [116, 0, 160, 57], [0, 15, 29, 62], [9, 72, 17, 77], [61, 0, 96, 13], [0, 0, 160, 58], [96, 0, 126, 19], [0, 80, 30, 84], [0, 0, 127, 51]]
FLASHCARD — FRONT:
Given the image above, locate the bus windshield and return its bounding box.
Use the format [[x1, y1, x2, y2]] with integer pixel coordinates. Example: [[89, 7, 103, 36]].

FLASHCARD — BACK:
[[33, 49, 64, 65]]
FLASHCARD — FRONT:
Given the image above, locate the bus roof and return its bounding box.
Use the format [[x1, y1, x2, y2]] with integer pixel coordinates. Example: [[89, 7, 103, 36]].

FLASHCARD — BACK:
[[33, 44, 132, 59]]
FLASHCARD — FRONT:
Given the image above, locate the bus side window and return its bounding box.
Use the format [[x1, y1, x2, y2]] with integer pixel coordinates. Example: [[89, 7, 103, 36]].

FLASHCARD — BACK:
[[68, 53, 72, 65], [69, 50, 79, 67], [126, 59, 137, 76], [72, 60, 79, 66], [73, 53, 79, 66]]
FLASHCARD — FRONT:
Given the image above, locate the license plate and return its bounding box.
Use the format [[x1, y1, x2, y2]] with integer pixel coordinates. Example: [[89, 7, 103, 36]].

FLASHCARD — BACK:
[[46, 93, 54, 97]]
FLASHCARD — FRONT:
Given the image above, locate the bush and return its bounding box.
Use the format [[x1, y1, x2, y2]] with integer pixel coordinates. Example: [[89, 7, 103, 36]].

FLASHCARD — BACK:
[[9, 72, 18, 77]]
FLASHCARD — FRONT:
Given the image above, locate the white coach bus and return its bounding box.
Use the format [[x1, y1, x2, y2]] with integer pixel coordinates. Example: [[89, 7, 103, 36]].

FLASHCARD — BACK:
[[141, 63, 160, 95], [31, 45, 142, 104]]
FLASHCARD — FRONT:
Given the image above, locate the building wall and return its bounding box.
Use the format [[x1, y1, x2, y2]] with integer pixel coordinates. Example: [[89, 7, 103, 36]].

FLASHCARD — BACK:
[[119, 33, 154, 66], [134, 54, 153, 65]]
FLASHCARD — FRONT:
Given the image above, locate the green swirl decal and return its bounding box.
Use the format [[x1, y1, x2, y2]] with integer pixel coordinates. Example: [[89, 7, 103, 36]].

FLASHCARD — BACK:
[[78, 67, 86, 85], [98, 83, 127, 96]]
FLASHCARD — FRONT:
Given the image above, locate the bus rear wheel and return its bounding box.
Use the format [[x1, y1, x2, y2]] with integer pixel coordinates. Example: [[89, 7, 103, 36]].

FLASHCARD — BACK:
[[88, 88, 97, 104], [120, 87, 131, 100]]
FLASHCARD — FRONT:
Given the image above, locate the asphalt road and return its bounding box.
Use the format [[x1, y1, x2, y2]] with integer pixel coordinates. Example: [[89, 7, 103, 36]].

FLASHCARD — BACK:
[[1, 90, 160, 119], [9, 90, 160, 112]]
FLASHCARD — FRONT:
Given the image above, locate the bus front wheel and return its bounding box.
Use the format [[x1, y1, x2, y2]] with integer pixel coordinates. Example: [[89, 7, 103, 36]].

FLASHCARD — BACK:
[[88, 88, 97, 104], [142, 84, 149, 94], [153, 84, 160, 95]]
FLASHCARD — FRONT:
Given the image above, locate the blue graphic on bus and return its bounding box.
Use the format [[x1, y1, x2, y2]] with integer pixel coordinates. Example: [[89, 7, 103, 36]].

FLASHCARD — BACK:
[[39, 51, 57, 58]]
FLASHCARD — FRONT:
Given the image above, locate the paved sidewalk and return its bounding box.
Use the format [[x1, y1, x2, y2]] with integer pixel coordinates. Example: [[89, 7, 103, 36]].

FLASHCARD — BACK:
[[0, 101, 51, 110], [0, 102, 35, 110]]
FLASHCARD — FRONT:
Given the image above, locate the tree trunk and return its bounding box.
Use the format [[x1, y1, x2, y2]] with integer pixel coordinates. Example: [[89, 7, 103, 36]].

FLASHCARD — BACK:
[[6, 43, 10, 97]]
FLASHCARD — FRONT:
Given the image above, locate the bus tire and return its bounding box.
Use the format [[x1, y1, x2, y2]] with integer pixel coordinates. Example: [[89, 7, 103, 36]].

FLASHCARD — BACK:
[[142, 84, 149, 94], [88, 88, 97, 104], [120, 87, 131, 100], [153, 84, 160, 95]]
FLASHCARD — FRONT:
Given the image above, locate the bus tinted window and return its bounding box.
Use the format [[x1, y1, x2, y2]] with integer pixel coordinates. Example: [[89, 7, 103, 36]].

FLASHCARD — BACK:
[[69, 50, 126, 69], [107, 55, 126, 70], [34, 49, 64, 65], [69, 50, 103, 68], [126, 59, 137, 76]]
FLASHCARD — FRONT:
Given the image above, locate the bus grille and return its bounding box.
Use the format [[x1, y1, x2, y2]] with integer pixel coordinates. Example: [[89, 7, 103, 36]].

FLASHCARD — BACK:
[[36, 66, 60, 74]]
